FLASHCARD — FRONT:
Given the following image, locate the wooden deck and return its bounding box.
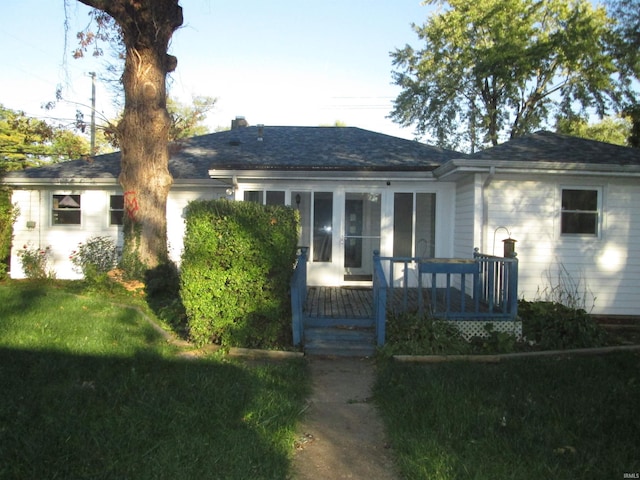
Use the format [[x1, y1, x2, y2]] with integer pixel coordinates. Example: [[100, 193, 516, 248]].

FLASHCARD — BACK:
[[305, 286, 499, 320], [305, 287, 373, 319]]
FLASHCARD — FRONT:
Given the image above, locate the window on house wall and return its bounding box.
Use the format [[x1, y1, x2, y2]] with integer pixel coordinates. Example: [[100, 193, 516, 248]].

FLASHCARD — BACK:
[[52, 194, 81, 225], [266, 191, 285, 205], [393, 192, 436, 257], [313, 192, 333, 262], [292, 191, 311, 248], [110, 195, 124, 225], [561, 188, 599, 236], [244, 190, 263, 204], [243, 190, 286, 205]]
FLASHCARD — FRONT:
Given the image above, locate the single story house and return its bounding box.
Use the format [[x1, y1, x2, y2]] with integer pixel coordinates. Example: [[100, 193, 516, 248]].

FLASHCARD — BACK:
[[4, 123, 640, 317]]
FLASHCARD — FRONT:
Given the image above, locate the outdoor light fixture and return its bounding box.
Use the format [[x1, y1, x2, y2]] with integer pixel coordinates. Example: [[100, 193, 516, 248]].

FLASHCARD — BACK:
[[295, 194, 301, 208]]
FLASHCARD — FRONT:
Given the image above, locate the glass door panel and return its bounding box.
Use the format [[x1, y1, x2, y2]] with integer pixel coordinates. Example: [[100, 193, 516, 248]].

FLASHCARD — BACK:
[[344, 192, 381, 281]]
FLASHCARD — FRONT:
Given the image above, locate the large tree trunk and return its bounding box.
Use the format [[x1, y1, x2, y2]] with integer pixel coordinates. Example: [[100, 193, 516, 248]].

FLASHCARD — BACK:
[[77, 0, 183, 273]]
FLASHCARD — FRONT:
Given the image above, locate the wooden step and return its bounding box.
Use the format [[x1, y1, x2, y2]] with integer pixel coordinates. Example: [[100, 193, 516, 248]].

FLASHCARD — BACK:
[[303, 327, 376, 357], [303, 317, 374, 329]]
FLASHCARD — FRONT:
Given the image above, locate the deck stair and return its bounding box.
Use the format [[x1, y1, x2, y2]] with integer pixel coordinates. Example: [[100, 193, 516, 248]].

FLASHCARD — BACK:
[[299, 286, 376, 357], [303, 317, 376, 357]]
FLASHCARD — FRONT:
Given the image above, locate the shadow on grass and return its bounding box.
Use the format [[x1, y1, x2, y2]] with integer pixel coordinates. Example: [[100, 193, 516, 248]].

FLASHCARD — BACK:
[[0, 347, 306, 479]]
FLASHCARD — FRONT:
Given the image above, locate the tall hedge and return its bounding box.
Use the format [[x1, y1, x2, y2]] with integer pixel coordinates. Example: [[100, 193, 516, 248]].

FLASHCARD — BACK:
[[180, 199, 299, 348]]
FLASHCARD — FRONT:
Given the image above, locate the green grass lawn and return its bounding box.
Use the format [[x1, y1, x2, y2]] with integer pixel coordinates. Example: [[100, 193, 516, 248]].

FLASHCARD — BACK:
[[0, 281, 309, 480], [375, 354, 640, 479]]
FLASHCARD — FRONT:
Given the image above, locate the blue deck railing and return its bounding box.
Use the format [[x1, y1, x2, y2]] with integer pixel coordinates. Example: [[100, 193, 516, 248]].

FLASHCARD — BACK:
[[372, 249, 518, 346], [291, 248, 518, 348]]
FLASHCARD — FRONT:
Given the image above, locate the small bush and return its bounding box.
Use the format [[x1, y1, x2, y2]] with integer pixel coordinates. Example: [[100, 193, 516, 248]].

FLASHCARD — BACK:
[[70, 236, 119, 282], [519, 300, 607, 350], [469, 324, 519, 353], [17, 243, 54, 279], [381, 312, 471, 356]]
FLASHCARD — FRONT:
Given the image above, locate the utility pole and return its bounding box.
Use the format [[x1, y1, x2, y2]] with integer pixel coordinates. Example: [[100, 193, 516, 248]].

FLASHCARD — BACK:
[[89, 72, 96, 156]]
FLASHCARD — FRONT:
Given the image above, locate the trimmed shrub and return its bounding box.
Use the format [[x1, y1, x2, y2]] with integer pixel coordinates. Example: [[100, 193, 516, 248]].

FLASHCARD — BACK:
[[180, 199, 299, 348]]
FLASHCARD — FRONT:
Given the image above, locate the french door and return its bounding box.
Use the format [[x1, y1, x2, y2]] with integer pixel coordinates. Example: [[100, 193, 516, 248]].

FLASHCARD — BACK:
[[342, 192, 381, 282]]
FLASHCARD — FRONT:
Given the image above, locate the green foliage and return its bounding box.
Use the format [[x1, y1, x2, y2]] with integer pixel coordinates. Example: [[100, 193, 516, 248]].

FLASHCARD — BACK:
[[16, 243, 55, 280], [381, 312, 471, 356], [606, 0, 640, 77], [1, 104, 91, 169], [556, 115, 632, 146], [519, 300, 608, 350], [144, 262, 187, 336], [167, 96, 216, 141], [391, 0, 635, 151], [469, 323, 519, 353], [118, 221, 148, 280], [0, 188, 17, 279], [70, 236, 119, 282], [180, 200, 299, 348]]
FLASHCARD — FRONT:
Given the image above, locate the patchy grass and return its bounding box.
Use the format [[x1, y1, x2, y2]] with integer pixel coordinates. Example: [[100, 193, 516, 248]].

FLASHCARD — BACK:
[[0, 280, 310, 479], [375, 353, 640, 479]]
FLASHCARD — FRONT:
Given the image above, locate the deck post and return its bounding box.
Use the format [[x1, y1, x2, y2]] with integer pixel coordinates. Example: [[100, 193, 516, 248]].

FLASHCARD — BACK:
[[290, 247, 308, 347], [373, 250, 388, 346]]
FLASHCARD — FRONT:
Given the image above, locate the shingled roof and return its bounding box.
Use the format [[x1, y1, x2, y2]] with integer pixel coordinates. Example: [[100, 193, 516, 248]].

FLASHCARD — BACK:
[[470, 130, 640, 166], [3, 126, 464, 182], [192, 126, 463, 171]]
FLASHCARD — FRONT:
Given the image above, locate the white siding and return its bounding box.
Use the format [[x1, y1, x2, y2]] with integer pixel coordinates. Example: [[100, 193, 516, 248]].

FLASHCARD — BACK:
[[10, 186, 227, 279], [453, 175, 479, 258], [11, 188, 123, 279], [483, 174, 640, 316]]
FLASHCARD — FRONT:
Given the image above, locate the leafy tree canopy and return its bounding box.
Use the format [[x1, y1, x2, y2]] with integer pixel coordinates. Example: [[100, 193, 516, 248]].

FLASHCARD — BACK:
[[606, 0, 640, 77], [391, 0, 638, 152], [0, 104, 93, 171], [556, 115, 631, 146], [167, 96, 216, 141]]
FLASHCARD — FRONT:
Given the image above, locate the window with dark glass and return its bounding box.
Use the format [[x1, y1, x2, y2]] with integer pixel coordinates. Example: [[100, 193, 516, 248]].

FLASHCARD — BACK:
[[561, 189, 599, 235], [52, 194, 81, 225], [110, 195, 124, 225], [244, 191, 263, 203], [313, 192, 333, 262], [265, 191, 285, 205]]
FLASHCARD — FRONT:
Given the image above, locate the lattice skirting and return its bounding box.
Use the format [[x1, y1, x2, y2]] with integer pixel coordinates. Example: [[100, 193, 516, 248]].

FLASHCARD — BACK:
[[440, 320, 523, 340]]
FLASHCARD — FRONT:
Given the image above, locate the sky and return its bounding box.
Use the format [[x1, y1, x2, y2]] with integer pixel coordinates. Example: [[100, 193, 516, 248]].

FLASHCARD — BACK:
[[1, 0, 435, 140]]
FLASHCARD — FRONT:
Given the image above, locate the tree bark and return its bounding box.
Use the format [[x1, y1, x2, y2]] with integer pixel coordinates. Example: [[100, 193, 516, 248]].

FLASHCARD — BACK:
[[77, 0, 183, 272]]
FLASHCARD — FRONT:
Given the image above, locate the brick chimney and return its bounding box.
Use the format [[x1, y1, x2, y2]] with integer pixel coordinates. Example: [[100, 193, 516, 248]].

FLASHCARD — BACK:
[[231, 116, 248, 129]]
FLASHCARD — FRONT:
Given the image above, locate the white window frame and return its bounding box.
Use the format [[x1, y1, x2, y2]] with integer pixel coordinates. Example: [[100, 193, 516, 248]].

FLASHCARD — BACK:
[[51, 193, 82, 226], [560, 186, 602, 237], [109, 193, 125, 226]]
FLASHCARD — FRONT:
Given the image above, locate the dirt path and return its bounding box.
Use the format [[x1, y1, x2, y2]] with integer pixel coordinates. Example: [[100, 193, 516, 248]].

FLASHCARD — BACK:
[[290, 357, 398, 480]]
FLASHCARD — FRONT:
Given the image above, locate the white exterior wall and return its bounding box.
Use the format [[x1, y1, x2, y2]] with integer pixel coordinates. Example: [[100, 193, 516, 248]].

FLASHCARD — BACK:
[[453, 174, 482, 258], [483, 174, 640, 316], [10, 185, 227, 279], [11, 188, 123, 279]]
